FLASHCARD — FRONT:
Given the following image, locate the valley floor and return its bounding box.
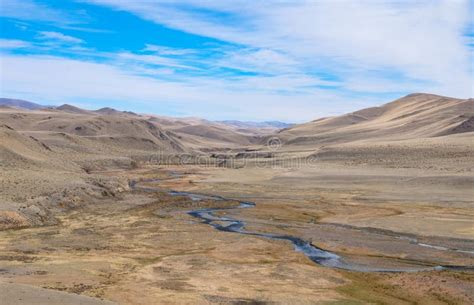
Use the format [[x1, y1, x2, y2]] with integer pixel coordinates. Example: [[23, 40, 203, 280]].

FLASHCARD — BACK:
[[0, 163, 473, 304]]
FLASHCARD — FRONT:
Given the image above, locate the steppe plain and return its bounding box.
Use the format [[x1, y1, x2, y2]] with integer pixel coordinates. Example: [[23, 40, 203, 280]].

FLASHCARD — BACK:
[[0, 93, 473, 304]]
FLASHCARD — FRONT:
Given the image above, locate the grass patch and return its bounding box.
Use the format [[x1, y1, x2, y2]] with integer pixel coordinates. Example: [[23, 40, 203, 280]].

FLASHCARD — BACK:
[[335, 272, 420, 305]]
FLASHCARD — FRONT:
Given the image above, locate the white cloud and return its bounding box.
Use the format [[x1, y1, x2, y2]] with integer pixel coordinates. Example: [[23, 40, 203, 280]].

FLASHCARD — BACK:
[[0, 0, 108, 33], [84, 0, 473, 98], [37, 31, 84, 44], [218, 48, 298, 74], [1, 1, 471, 122], [0, 54, 379, 121]]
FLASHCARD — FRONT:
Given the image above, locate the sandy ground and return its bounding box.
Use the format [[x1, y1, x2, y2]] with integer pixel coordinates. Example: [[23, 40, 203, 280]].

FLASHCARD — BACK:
[[1, 166, 472, 304], [0, 282, 117, 305]]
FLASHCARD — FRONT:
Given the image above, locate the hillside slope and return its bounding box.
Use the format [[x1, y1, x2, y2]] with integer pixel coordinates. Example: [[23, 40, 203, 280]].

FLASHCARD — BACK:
[[277, 94, 473, 148], [0, 105, 189, 160], [147, 116, 271, 149]]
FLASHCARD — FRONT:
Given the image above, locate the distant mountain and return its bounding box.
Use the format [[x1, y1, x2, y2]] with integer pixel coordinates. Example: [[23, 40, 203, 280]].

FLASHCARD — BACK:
[[217, 120, 294, 129], [1, 98, 295, 130], [94, 107, 120, 115], [94, 107, 138, 116], [56, 104, 93, 115], [0, 98, 46, 110]]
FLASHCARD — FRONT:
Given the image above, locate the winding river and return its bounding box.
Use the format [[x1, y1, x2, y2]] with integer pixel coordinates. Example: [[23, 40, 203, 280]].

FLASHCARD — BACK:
[[132, 180, 473, 273]]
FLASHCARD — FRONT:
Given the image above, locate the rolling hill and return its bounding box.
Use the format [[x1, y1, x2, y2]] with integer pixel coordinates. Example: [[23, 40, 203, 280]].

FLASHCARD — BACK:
[[276, 93, 473, 148], [0, 98, 46, 110]]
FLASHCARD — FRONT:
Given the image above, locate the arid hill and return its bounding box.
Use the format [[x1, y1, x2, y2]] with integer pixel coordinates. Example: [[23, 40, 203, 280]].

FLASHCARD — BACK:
[[94, 107, 138, 117], [253, 94, 474, 173], [276, 93, 473, 148], [0, 105, 190, 230], [55, 104, 95, 115], [146, 115, 280, 149], [0, 108, 185, 154], [0, 98, 46, 110], [0, 98, 282, 150]]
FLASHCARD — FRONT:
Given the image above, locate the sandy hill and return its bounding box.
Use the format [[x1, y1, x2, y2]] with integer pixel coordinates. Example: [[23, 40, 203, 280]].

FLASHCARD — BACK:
[[1, 98, 286, 150], [95, 107, 122, 115], [4, 94, 471, 155], [172, 124, 261, 148], [258, 94, 474, 173], [56, 104, 94, 115], [1, 124, 56, 169], [94, 107, 139, 117], [0, 108, 186, 164], [276, 93, 473, 148], [0, 106, 190, 229], [146, 115, 272, 149]]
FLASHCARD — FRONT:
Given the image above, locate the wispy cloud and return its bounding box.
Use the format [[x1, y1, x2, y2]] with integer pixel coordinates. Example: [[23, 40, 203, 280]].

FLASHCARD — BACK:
[[0, 0, 103, 32], [84, 0, 473, 98], [0, 0, 72, 24], [37, 31, 84, 44], [0, 53, 377, 121], [0, 39, 31, 49], [0, 1, 472, 121], [115, 52, 199, 71], [217, 48, 298, 75], [143, 44, 196, 56]]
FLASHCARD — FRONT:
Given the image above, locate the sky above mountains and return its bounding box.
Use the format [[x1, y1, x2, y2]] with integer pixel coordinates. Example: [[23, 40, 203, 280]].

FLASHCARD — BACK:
[[0, 0, 472, 122]]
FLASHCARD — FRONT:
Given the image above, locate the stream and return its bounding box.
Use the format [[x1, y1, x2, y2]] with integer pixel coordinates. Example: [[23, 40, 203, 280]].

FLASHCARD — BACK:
[[132, 180, 474, 273]]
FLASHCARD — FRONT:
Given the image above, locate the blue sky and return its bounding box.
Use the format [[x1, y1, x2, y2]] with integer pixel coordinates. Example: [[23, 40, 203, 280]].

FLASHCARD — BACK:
[[0, 0, 472, 122]]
